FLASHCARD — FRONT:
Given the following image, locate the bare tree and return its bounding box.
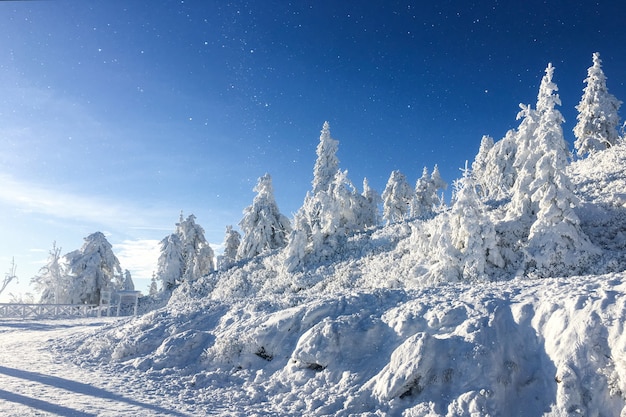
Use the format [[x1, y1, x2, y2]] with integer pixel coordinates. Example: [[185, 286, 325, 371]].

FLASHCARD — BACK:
[[1, 257, 18, 297]]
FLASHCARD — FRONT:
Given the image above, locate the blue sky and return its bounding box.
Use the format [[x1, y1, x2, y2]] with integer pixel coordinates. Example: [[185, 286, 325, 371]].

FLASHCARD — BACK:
[[1, 1, 625, 298]]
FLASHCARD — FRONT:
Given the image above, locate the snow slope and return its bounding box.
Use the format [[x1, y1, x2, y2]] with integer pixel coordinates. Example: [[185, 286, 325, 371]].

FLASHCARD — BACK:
[[21, 144, 626, 415]]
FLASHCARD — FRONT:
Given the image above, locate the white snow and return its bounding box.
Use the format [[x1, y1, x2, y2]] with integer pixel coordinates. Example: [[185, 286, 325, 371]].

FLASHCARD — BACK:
[[5, 273, 626, 416]]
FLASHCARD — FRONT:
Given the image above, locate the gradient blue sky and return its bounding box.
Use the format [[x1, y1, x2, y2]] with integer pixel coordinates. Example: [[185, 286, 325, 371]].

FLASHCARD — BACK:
[[1, 1, 625, 298]]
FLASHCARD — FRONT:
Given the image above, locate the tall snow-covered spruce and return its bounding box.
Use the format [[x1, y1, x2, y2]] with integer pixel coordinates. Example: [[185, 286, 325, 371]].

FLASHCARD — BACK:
[[312, 121, 339, 195], [237, 173, 291, 260], [217, 225, 241, 270], [156, 214, 214, 292], [284, 122, 377, 270], [574, 52, 622, 157], [410, 165, 447, 219], [382, 170, 413, 224]]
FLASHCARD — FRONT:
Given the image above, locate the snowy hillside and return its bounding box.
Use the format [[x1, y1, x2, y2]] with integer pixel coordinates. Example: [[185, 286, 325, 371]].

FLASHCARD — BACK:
[[48, 143, 626, 416]]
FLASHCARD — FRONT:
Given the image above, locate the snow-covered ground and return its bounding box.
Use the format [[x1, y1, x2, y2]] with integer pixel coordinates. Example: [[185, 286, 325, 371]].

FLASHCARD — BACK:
[[0, 317, 200, 416], [4, 273, 626, 416]]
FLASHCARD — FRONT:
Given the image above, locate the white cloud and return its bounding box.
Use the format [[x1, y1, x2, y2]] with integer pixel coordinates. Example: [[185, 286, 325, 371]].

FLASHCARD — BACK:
[[114, 239, 160, 282], [0, 173, 167, 229]]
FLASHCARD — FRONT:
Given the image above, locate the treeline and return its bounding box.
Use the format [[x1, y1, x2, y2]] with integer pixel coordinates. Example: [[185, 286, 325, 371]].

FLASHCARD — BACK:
[[32, 53, 623, 302]]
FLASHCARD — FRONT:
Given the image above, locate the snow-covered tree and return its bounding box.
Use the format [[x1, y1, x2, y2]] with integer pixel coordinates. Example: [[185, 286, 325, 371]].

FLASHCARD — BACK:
[[218, 225, 241, 270], [120, 269, 135, 291], [64, 232, 122, 305], [0, 258, 18, 299], [411, 166, 448, 219], [473, 130, 518, 201], [156, 214, 215, 289], [237, 173, 292, 260], [382, 170, 413, 224], [31, 242, 68, 304], [281, 226, 309, 273], [448, 164, 504, 281], [524, 153, 599, 276], [287, 123, 375, 267], [148, 272, 159, 296], [177, 214, 215, 281], [156, 233, 184, 291], [359, 177, 380, 228], [471, 135, 495, 198], [574, 52, 622, 157], [509, 63, 567, 220], [312, 121, 339, 195]]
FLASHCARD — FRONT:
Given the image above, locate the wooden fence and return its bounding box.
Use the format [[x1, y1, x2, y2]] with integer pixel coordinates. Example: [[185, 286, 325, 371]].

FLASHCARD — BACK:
[[0, 303, 99, 319]]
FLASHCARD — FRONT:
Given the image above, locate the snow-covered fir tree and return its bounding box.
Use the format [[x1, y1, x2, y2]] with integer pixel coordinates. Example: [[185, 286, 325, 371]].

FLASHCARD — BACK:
[[448, 164, 504, 281], [471, 135, 495, 198], [155, 214, 214, 290], [237, 173, 291, 260], [312, 121, 339, 195], [509, 64, 565, 221], [281, 223, 309, 273], [382, 170, 413, 224], [156, 233, 184, 291], [574, 52, 622, 157], [64, 232, 122, 305], [217, 225, 241, 270], [524, 152, 599, 276], [176, 214, 215, 281], [121, 269, 135, 291], [286, 122, 370, 266], [148, 272, 159, 296], [328, 169, 377, 233], [411, 166, 447, 219], [360, 177, 380, 228], [473, 130, 518, 201]]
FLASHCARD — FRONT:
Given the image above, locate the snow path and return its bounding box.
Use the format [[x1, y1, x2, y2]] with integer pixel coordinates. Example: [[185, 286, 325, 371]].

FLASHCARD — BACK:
[[0, 318, 195, 417]]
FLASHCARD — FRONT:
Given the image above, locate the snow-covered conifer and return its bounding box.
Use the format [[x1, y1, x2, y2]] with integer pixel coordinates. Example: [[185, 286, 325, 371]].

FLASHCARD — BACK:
[[121, 269, 135, 291], [411, 166, 447, 219], [176, 214, 215, 281], [64, 232, 122, 305], [148, 272, 158, 296], [475, 130, 518, 201], [574, 52, 622, 157], [359, 177, 380, 228], [509, 64, 566, 220], [282, 227, 309, 273], [448, 164, 504, 281], [525, 152, 599, 276], [471, 135, 494, 198], [382, 170, 413, 224], [218, 225, 241, 270], [237, 173, 292, 260], [156, 214, 215, 289], [431, 164, 447, 192], [312, 121, 339, 195], [156, 233, 184, 291]]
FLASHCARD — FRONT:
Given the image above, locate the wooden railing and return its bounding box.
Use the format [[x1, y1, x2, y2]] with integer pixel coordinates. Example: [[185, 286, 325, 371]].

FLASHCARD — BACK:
[[0, 303, 99, 319]]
